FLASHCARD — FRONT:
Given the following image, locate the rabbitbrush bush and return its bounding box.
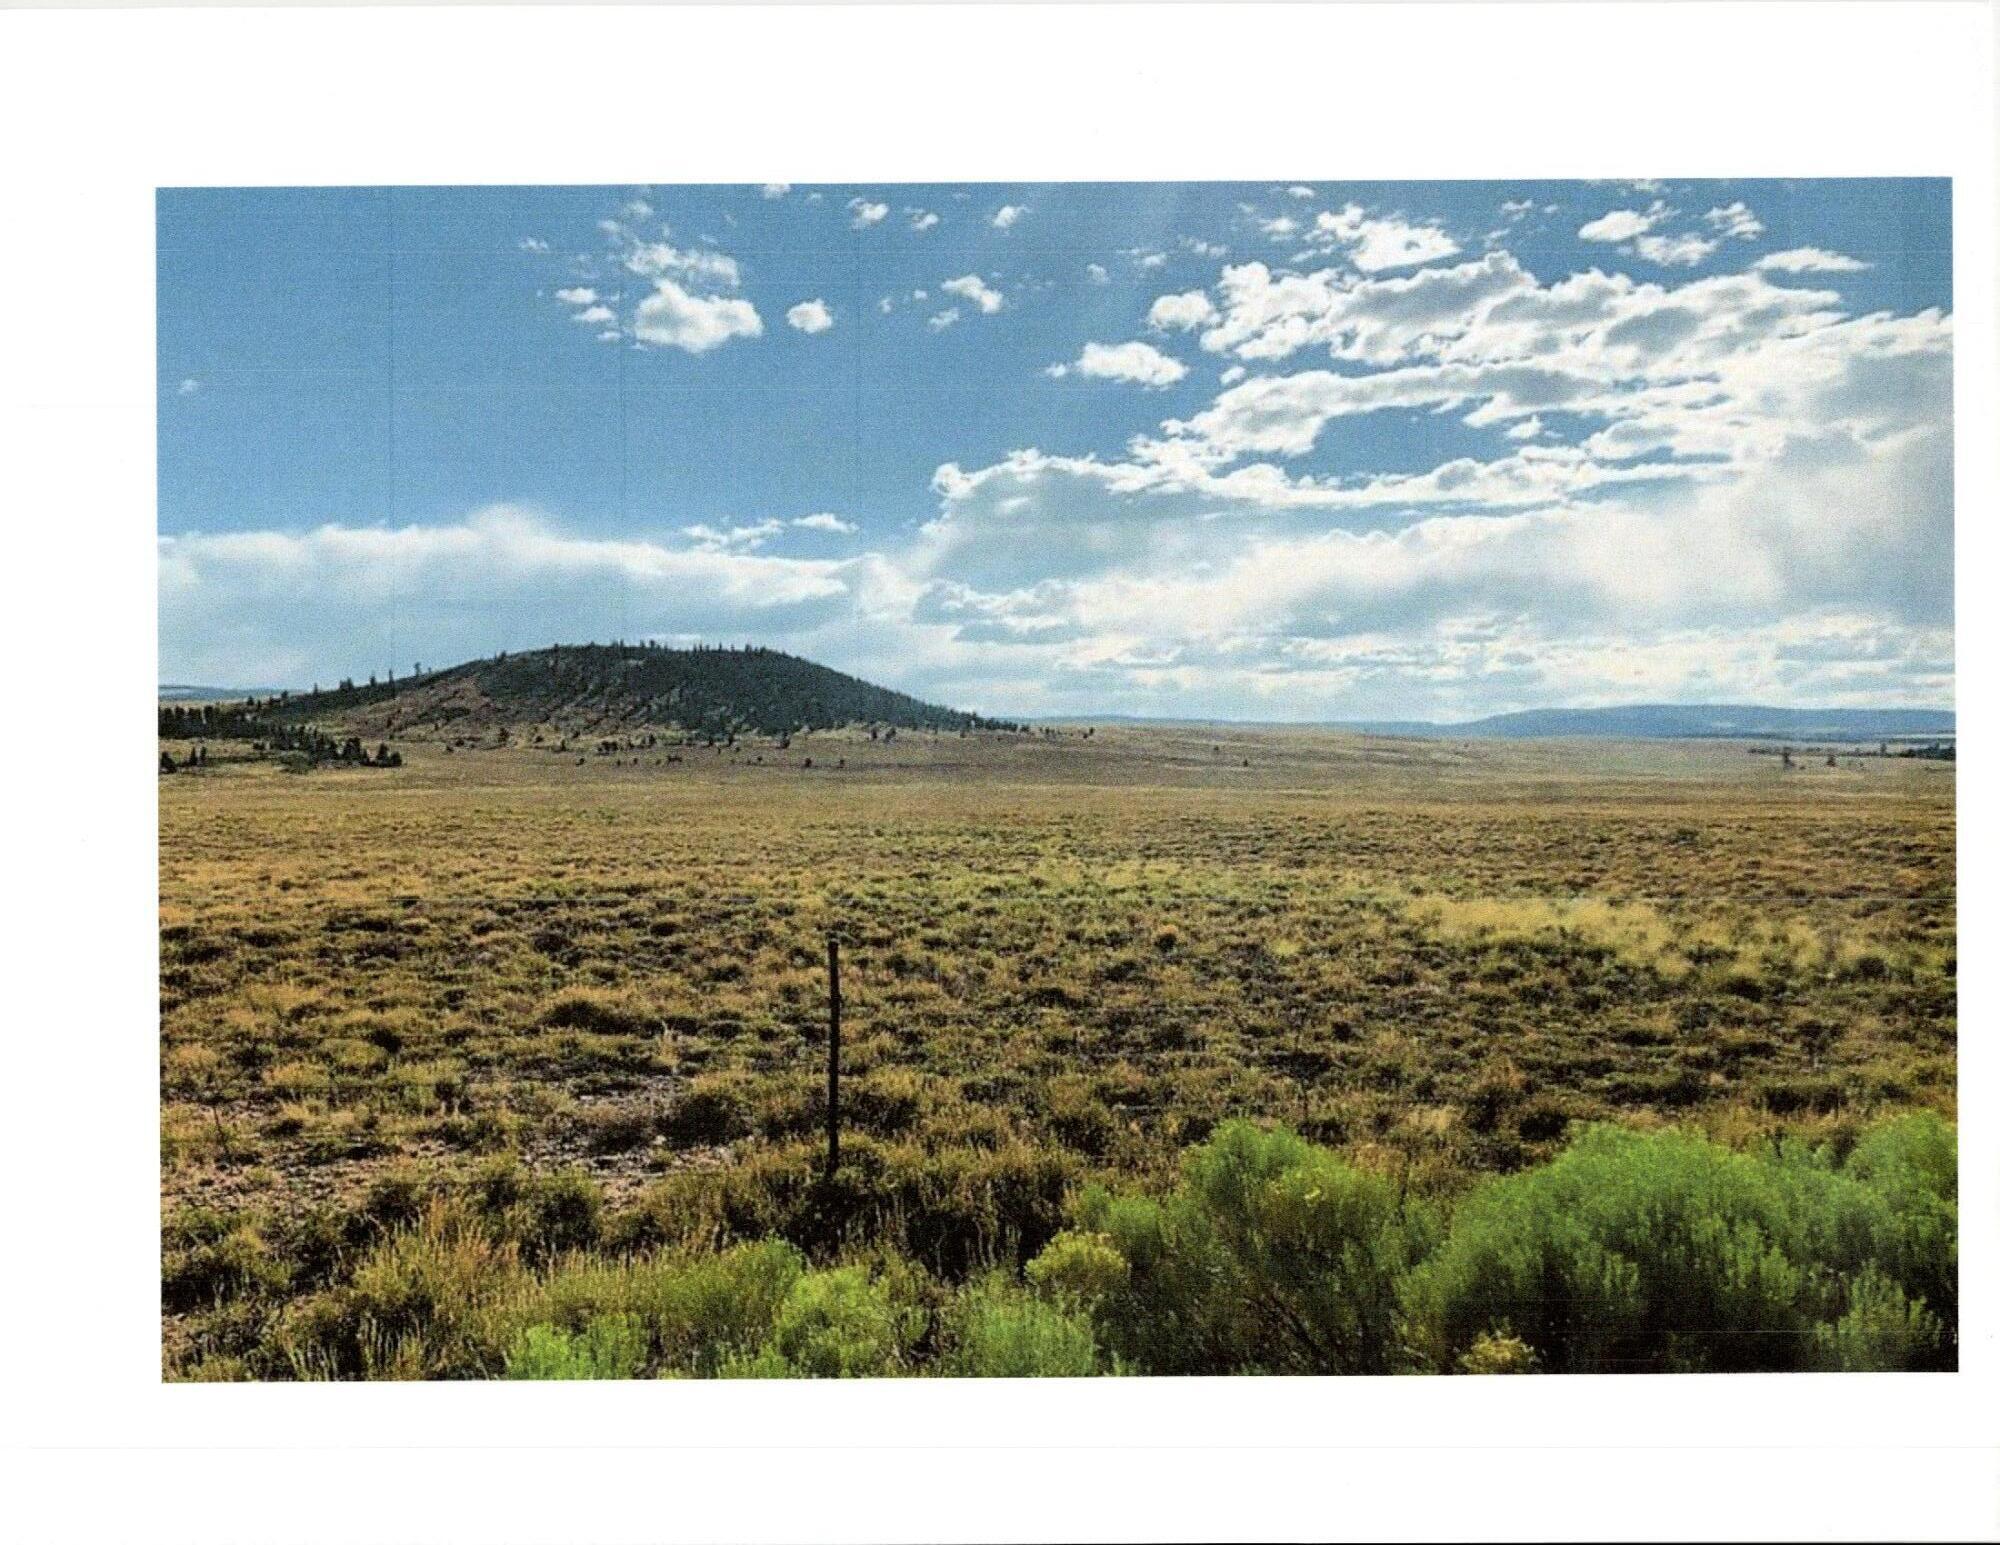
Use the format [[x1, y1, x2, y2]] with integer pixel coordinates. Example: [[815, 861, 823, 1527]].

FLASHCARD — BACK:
[[262, 1113, 1954, 1378], [1399, 1113, 1956, 1373], [1026, 1119, 1438, 1374]]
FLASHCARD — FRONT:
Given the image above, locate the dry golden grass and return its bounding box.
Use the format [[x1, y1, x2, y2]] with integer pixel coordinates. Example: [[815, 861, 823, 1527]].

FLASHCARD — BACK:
[[159, 724, 1954, 1375]]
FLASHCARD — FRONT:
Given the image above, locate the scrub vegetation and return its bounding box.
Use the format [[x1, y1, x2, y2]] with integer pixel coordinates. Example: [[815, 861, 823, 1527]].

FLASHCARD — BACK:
[[159, 718, 1955, 1378]]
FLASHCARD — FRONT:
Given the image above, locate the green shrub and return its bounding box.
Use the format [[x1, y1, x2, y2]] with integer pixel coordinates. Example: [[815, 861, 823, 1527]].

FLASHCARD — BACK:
[[1029, 1119, 1436, 1375], [945, 1278, 1105, 1377], [720, 1265, 924, 1379], [1404, 1120, 1956, 1374], [1455, 1329, 1539, 1374], [507, 1238, 806, 1377], [505, 1313, 648, 1380], [1812, 1266, 1946, 1371]]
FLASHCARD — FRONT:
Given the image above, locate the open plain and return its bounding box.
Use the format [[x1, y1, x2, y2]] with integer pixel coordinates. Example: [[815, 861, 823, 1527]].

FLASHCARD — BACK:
[[160, 725, 1957, 1378]]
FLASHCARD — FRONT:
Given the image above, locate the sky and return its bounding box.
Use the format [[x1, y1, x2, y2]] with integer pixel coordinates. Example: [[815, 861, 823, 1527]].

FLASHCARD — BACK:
[[158, 178, 1953, 720]]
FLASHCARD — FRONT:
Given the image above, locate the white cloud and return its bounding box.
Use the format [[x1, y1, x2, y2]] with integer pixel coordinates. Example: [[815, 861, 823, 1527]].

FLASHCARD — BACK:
[[1286, 185, 1316, 200], [928, 308, 961, 331], [849, 198, 889, 228], [632, 278, 763, 353], [534, 212, 759, 355], [1261, 215, 1300, 240], [1631, 232, 1718, 267], [786, 298, 834, 334], [1578, 204, 1665, 242], [621, 198, 654, 220], [941, 274, 1003, 314], [177, 378, 200, 395], [908, 209, 939, 232], [1505, 415, 1544, 440], [1053, 340, 1189, 388], [518, 237, 550, 253], [622, 240, 740, 289], [1086, 263, 1110, 284], [794, 513, 858, 534], [1314, 204, 1460, 272], [991, 204, 1027, 230], [684, 519, 783, 552], [1148, 289, 1217, 332], [158, 506, 855, 689], [1757, 246, 1873, 273], [760, 183, 790, 200], [1219, 365, 1245, 385], [1705, 201, 1765, 240]]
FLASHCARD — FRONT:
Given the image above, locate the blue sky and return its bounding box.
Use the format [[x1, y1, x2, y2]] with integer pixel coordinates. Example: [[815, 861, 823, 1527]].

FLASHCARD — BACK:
[[159, 178, 1952, 719]]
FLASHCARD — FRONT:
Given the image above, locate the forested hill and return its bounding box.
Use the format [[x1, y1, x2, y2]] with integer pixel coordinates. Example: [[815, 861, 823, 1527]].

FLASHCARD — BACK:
[[158, 644, 1018, 739]]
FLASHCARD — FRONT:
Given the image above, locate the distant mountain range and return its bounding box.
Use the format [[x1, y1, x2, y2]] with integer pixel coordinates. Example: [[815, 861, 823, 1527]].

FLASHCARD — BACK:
[[159, 661, 1952, 745], [1044, 704, 1955, 741], [159, 683, 283, 702], [1338, 704, 1955, 741]]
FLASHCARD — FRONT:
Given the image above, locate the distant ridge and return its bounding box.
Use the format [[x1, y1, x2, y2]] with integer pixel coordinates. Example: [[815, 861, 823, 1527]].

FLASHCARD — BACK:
[[1339, 704, 1956, 741], [159, 683, 282, 702], [1040, 704, 1955, 741], [159, 644, 1019, 738]]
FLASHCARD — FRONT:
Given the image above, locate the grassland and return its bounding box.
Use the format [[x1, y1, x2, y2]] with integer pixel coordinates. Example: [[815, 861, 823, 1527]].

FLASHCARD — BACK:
[[159, 724, 1956, 1378]]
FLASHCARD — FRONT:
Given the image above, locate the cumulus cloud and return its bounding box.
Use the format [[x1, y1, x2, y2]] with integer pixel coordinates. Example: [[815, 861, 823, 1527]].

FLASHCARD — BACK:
[[183, 183, 1951, 722], [991, 204, 1027, 230], [1705, 201, 1765, 240], [1048, 341, 1189, 388], [1314, 204, 1460, 272], [530, 210, 758, 354], [1631, 232, 1718, 267], [849, 198, 889, 228], [940, 274, 1003, 314], [159, 507, 855, 689], [1578, 204, 1665, 242], [908, 209, 939, 232], [633, 278, 762, 352], [786, 298, 834, 334], [1148, 289, 1217, 331], [892, 225, 1952, 717], [1757, 246, 1873, 273]]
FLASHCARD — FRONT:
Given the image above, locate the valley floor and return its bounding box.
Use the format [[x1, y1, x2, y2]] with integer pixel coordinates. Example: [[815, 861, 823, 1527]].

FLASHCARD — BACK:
[[158, 726, 1957, 1377]]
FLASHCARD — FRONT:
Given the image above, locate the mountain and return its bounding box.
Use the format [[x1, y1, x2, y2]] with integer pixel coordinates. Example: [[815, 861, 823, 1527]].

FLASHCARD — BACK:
[[158, 683, 281, 702], [158, 644, 1015, 740], [1341, 704, 1955, 742]]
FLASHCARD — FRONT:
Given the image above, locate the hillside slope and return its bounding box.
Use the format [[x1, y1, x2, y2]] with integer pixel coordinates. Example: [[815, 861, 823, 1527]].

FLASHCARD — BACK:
[[159, 644, 1014, 739]]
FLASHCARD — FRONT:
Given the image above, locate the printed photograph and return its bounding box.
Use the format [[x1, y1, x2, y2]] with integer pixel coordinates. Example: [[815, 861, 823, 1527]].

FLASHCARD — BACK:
[[158, 178, 1955, 1381]]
